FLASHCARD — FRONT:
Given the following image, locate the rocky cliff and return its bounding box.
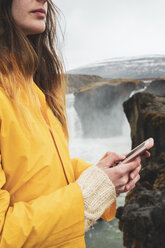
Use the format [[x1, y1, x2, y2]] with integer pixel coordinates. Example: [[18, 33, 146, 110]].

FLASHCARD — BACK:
[[116, 92, 165, 248], [74, 80, 143, 137], [67, 74, 104, 93], [123, 92, 165, 159], [145, 78, 165, 95]]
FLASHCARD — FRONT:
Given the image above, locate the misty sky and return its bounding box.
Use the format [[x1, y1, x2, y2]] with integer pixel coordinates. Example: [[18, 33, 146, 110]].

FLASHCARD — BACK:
[[54, 0, 165, 70]]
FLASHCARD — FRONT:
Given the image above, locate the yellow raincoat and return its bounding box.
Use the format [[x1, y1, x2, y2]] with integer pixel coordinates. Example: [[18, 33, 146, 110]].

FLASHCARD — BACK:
[[0, 83, 116, 247]]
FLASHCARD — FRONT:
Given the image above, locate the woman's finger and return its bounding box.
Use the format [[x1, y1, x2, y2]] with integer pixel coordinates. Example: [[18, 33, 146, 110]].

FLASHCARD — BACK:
[[129, 164, 142, 180], [125, 174, 140, 191], [143, 151, 150, 158], [97, 152, 125, 168], [115, 185, 125, 194], [119, 156, 141, 175]]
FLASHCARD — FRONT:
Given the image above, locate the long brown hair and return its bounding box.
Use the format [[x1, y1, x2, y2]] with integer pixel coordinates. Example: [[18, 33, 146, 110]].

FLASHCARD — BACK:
[[0, 0, 68, 138]]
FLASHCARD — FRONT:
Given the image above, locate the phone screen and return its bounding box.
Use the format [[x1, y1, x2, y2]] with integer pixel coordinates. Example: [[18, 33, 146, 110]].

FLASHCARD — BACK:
[[125, 142, 145, 159]]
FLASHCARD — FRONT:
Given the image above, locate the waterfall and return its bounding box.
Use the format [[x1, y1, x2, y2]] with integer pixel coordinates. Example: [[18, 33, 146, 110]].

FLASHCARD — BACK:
[[66, 92, 132, 248], [66, 93, 131, 163], [129, 80, 152, 98], [66, 93, 83, 138]]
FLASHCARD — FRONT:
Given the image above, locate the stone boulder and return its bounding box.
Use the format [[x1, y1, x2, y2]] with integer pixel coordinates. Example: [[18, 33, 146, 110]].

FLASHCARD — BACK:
[[116, 155, 165, 248], [116, 92, 165, 248], [123, 92, 165, 160]]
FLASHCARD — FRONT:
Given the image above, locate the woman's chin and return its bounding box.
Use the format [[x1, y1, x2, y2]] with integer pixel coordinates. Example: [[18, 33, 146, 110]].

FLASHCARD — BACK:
[[23, 24, 46, 35]]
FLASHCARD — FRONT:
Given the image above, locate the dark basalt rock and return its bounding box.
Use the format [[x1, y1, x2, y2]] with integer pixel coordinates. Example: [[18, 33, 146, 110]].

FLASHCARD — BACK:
[[117, 175, 165, 248], [123, 92, 165, 160], [116, 92, 165, 248]]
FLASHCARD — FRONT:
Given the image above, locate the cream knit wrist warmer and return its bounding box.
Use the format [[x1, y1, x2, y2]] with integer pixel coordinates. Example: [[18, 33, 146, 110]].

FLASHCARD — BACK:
[[77, 165, 116, 231]]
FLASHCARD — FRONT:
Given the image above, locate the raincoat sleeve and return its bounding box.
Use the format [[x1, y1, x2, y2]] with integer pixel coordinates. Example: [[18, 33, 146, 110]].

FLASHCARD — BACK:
[[72, 158, 116, 222], [71, 157, 92, 180], [0, 155, 85, 248]]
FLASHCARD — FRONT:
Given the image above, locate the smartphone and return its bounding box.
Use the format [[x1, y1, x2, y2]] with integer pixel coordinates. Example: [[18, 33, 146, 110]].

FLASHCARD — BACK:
[[122, 138, 154, 164]]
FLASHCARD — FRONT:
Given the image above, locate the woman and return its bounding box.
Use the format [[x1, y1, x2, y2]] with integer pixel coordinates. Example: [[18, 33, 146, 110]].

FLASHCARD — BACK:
[[0, 0, 145, 247]]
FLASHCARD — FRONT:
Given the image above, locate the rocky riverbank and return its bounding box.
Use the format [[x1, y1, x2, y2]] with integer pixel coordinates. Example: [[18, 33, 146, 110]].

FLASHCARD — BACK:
[[116, 92, 165, 248]]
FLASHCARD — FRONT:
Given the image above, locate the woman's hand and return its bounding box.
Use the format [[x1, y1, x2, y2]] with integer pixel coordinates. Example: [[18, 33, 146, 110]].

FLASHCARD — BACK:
[[96, 152, 142, 196], [122, 150, 150, 192]]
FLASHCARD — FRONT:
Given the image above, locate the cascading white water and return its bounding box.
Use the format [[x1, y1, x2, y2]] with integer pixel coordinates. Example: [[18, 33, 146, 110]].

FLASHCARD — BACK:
[[129, 80, 152, 98], [66, 93, 83, 138], [66, 93, 132, 248]]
